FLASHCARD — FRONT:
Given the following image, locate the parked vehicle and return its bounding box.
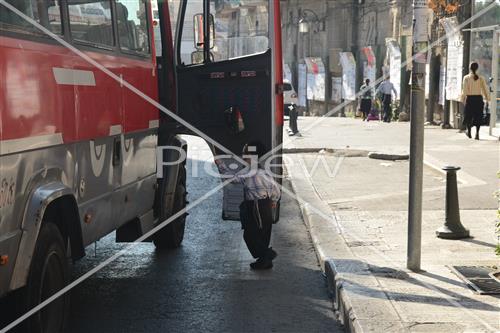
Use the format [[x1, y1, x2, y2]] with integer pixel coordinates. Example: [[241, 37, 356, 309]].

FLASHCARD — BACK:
[[0, 0, 283, 331], [283, 80, 298, 116]]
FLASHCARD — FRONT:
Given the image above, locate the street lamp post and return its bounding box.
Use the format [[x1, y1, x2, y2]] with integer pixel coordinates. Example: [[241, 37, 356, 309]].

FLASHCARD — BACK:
[[299, 9, 321, 34], [296, 8, 325, 116], [299, 9, 321, 58]]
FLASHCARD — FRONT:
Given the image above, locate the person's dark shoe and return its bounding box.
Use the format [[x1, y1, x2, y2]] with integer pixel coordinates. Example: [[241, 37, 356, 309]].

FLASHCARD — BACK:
[[466, 131, 471, 138], [249, 259, 260, 269], [475, 133, 480, 140], [268, 248, 278, 260], [250, 258, 273, 270]]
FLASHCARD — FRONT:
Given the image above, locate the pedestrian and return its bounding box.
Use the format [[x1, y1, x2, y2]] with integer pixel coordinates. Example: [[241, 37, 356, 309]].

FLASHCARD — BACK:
[[359, 78, 373, 121], [461, 62, 490, 140], [377, 76, 397, 122], [288, 104, 299, 136], [216, 142, 281, 270]]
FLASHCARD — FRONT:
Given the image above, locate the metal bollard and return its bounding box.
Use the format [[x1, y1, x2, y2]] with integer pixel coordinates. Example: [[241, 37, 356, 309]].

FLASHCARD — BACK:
[[436, 166, 470, 239]]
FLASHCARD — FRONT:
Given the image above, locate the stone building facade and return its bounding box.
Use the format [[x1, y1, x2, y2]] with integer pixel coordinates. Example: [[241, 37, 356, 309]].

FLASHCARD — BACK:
[[280, 0, 413, 116]]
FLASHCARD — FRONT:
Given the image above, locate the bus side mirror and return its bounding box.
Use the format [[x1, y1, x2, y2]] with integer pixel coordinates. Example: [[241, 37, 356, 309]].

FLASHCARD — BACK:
[[193, 13, 215, 51]]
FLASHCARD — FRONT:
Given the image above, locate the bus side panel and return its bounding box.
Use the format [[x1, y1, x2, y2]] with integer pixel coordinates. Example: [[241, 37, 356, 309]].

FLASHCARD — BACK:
[[0, 145, 78, 293], [121, 56, 159, 185], [0, 36, 78, 295], [0, 36, 76, 143]]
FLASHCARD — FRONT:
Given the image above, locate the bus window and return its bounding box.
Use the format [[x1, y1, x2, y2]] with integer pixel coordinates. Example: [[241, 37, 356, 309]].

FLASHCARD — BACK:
[[178, 0, 203, 65], [150, 0, 161, 56], [0, 0, 63, 35], [116, 0, 150, 54], [209, 0, 269, 62], [68, 0, 114, 47]]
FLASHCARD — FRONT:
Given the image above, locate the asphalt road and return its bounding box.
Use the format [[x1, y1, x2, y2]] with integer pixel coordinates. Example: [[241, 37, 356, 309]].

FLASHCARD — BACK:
[[55, 137, 342, 333]]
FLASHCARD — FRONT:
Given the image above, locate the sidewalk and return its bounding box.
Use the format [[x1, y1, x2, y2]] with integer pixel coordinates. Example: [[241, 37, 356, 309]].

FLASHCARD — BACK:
[[285, 117, 499, 332], [285, 117, 498, 209]]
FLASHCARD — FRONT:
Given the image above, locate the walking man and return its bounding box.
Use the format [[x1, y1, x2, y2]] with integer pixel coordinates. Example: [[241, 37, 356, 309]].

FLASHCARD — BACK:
[[359, 78, 373, 121], [377, 77, 397, 122]]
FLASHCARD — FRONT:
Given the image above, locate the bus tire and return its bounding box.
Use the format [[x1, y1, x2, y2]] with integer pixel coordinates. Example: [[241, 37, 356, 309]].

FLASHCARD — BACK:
[[154, 167, 187, 249], [20, 222, 69, 333]]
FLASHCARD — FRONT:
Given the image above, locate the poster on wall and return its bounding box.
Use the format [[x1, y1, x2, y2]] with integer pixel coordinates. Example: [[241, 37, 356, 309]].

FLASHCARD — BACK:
[[441, 17, 463, 101], [386, 40, 401, 100], [339, 52, 356, 101], [361, 46, 376, 84], [331, 77, 342, 103], [298, 63, 307, 107], [305, 57, 326, 101]]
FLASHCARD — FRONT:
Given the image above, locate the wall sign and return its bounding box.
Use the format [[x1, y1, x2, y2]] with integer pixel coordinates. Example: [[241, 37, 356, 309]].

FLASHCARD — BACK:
[[386, 40, 401, 99], [305, 57, 326, 102], [339, 52, 356, 101], [441, 17, 463, 101]]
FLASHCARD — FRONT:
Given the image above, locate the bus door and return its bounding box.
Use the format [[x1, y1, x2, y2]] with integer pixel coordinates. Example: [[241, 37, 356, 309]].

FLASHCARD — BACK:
[[171, 0, 283, 219]]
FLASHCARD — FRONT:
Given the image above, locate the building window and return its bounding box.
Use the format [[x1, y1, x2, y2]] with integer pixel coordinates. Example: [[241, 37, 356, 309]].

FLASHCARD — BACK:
[[472, 0, 500, 28]]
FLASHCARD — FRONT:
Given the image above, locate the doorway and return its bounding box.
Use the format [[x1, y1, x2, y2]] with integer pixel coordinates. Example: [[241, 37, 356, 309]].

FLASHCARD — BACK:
[[469, 25, 499, 136]]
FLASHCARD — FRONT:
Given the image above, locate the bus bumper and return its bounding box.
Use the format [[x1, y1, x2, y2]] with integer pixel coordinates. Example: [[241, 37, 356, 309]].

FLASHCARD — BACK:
[[0, 231, 22, 297]]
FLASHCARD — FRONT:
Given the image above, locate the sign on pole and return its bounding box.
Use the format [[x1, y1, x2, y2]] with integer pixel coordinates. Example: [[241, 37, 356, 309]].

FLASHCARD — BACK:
[[441, 17, 464, 101], [386, 40, 402, 99]]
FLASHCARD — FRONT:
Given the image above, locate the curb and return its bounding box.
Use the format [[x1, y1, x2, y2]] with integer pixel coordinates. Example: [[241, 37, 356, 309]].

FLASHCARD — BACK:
[[368, 151, 409, 161], [282, 147, 410, 161], [282, 147, 369, 157], [287, 164, 405, 333]]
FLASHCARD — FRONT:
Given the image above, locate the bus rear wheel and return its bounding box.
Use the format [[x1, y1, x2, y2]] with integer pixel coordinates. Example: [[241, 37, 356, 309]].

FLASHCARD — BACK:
[[154, 168, 187, 249], [20, 222, 69, 333]]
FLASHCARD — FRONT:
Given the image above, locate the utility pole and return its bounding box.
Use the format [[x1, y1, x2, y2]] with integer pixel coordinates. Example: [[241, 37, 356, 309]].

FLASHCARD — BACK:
[[351, 0, 360, 90], [407, 0, 429, 272], [458, 1, 473, 131]]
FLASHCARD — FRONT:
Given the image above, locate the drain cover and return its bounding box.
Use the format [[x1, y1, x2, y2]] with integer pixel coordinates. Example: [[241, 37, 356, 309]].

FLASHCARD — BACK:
[[449, 266, 500, 295]]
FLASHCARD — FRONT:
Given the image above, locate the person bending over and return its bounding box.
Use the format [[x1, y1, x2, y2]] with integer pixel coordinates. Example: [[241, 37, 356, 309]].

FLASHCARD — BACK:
[[216, 142, 281, 270]]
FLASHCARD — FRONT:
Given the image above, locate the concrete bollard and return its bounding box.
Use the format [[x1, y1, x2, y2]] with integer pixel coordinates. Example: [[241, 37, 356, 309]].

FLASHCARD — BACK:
[[436, 166, 470, 239]]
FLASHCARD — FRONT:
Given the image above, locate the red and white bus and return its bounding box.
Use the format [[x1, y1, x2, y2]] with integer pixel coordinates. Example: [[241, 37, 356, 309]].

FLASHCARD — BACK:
[[0, 0, 282, 331]]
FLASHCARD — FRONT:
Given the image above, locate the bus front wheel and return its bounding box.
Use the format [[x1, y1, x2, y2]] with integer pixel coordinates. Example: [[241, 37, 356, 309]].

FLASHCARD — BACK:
[[153, 167, 187, 249], [19, 222, 69, 333]]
